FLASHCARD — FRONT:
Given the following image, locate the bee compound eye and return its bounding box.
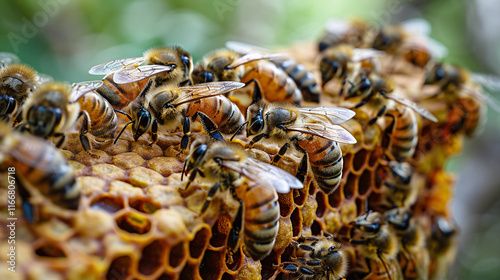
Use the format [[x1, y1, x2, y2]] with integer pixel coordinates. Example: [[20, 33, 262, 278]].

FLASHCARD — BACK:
[[203, 71, 214, 82]]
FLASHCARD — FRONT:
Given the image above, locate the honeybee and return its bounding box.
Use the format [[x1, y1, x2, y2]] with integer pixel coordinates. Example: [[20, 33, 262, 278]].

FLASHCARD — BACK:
[[385, 208, 429, 279], [279, 235, 349, 280], [371, 19, 448, 69], [377, 161, 420, 209], [318, 44, 382, 91], [344, 211, 402, 280], [0, 64, 39, 124], [245, 93, 356, 194], [114, 81, 245, 151], [0, 123, 80, 223], [427, 216, 458, 280], [191, 48, 303, 114], [71, 81, 118, 151], [89, 46, 193, 110], [226, 41, 322, 103], [318, 18, 372, 52], [20, 82, 80, 147], [183, 138, 303, 261]]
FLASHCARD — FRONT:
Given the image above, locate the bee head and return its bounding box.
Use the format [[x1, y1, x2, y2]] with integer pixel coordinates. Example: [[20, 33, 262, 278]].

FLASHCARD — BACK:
[[131, 106, 152, 141], [26, 105, 62, 138]]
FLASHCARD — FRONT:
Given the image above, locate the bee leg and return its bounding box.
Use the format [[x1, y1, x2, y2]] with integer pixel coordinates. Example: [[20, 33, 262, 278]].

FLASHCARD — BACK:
[[150, 119, 158, 146], [280, 262, 315, 277], [368, 105, 386, 126], [246, 133, 267, 148], [353, 99, 368, 109], [17, 178, 39, 223], [272, 143, 290, 165], [248, 79, 263, 104], [377, 249, 393, 280], [227, 195, 243, 259], [54, 133, 66, 148], [178, 117, 191, 156], [197, 112, 224, 141], [200, 183, 220, 214], [339, 73, 348, 97], [296, 154, 308, 184], [78, 111, 92, 152]]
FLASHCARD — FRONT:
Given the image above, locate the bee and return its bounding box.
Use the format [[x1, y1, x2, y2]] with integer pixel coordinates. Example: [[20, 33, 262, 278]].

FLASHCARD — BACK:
[[191, 48, 303, 114], [344, 211, 403, 280], [0, 123, 80, 223], [427, 216, 457, 280], [279, 235, 349, 280], [183, 138, 303, 261], [346, 72, 436, 161], [318, 44, 382, 91], [245, 92, 357, 194], [377, 161, 420, 209], [114, 81, 245, 151], [371, 19, 448, 69], [318, 18, 372, 52], [89, 46, 193, 110], [71, 81, 118, 151], [226, 41, 322, 103], [0, 63, 39, 124], [385, 208, 429, 279]]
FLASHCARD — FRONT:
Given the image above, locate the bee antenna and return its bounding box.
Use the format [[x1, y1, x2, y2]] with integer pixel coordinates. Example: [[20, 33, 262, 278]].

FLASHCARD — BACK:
[[114, 121, 134, 144], [230, 121, 248, 142], [181, 154, 190, 181]]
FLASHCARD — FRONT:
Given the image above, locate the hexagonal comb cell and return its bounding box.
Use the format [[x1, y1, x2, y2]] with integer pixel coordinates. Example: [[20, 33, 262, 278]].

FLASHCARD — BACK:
[[90, 195, 125, 213], [200, 250, 224, 280], [115, 212, 152, 234], [138, 240, 167, 275], [35, 243, 66, 258], [190, 227, 211, 259], [168, 242, 187, 269], [129, 197, 161, 214], [106, 255, 132, 280]]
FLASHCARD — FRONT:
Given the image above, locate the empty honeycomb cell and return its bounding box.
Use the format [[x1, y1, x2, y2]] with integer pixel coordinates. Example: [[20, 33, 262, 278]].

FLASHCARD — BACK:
[[308, 179, 317, 195], [180, 262, 201, 280], [92, 163, 126, 180], [78, 176, 106, 195], [358, 170, 373, 196], [129, 198, 160, 214], [90, 195, 125, 213], [75, 149, 112, 166], [355, 198, 366, 216], [129, 166, 164, 187], [200, 250, 224, 280], [115, 212, 152, 235], [342, 153, 353, 174], [324, 210, 341, 234], [35, 243, 66, 258], [274, 217, 293, 252], [328, 185, 342, 208], [300, 195, 318, 229], [368, 146, 384, 168], [290, 207, 302, 237], [167, 241, 187, 269], [106, 255, 132, 280], [221, 272, 235, 280], [138, 240, 167, 275], [131, 140, 163, 159], [210, 216, 231, 248], [278, 193, 294, 217], [292, 186, 308, 207], [113, 152, 145, 169], [261, 250, 280, 279], [226, 247, 243, 271], [74, 209, 115, 237], [311, 219, 324, 235], [157, 272, 175, 280], [352, 149, 369, 173], [189, 226, 211, 259], [315, 192, 327, 218], [343, 173, 358, 200], [147, 157, 183, 176]]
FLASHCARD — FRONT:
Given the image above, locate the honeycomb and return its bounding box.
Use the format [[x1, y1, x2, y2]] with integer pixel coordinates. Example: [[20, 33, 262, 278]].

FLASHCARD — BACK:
[[0, 35, 479, 280]]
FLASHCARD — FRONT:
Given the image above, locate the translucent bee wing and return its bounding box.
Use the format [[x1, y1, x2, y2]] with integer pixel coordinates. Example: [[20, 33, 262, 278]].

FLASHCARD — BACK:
[[324, 18, 351, 35], [351, 48, 384, 62], [0, 52, 20, 68], [228, 53, 287, 69], [298, 107, 356, 124], [222, 158, 303, 193], [225, 41, 273, 55], [384, 93, 438, 122], [401, 18, 432, 36], [461, 84, 500, 113], [286, 123, 357, 144], [70, 80, 103, 103], [88, 57, 146, 75], [113, 64, 175, 84], [173, 81, 245, 106], [37, 73, 54, 84]]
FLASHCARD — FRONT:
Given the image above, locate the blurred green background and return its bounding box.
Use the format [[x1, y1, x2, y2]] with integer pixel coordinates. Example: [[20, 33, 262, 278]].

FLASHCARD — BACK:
[[1, 0, 500, 279]]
